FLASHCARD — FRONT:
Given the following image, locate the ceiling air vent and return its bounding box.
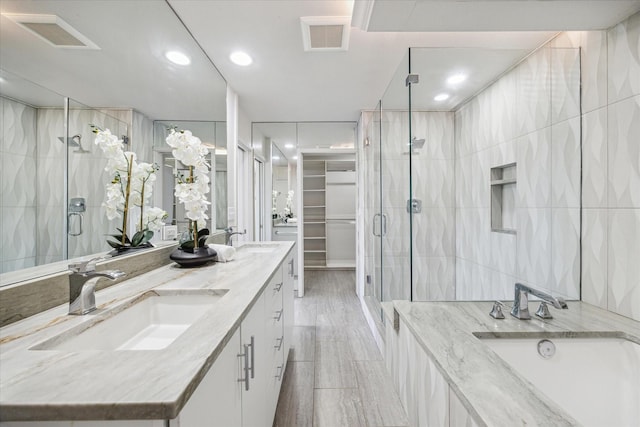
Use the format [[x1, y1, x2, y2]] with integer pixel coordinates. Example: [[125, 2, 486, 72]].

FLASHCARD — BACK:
[[3, 14, 99, 49], [301, 16, 351, 52]]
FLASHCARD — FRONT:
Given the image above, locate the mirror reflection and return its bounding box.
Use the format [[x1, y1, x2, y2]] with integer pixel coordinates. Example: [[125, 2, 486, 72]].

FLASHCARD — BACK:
[[0, 0, 227, 282]]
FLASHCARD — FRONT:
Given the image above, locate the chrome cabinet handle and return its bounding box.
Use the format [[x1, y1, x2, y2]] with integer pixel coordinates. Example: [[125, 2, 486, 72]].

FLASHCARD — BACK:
[[274, 336, 284, 351], [273, 310, 283, 321], [275, 365, 284, 381], [238, 346, 249, 391], [381, 213, 388, 236], [248, 336, 255, 379]]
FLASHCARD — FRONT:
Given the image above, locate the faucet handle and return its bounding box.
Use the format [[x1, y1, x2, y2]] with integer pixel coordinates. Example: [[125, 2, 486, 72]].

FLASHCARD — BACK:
[[535, 302, 553, 319], [489, 301, 505, 319]]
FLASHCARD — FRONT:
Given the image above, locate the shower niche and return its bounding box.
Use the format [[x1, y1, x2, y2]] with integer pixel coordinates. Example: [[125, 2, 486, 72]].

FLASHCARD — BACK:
[[490, 163, 516, 234]]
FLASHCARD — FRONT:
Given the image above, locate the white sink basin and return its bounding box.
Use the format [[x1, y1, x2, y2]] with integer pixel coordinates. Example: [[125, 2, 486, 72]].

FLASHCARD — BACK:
[[33, 289, 228, 351], [480, 335, 640, 427]]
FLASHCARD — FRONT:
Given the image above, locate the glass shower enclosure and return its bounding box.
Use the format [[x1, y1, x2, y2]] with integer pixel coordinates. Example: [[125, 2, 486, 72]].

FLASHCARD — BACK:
[[364, 45, 582, 334]]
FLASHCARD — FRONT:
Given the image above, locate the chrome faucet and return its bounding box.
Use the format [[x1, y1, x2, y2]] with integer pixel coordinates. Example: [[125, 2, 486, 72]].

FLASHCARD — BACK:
[[224, 227, 246, 246], [68, 257, 126, 315], [510, 282, 568, 320]]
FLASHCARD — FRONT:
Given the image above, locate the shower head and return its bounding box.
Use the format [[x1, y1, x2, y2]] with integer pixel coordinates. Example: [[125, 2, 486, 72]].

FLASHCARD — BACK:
[[411, 136, 425, 150], [403, 136, 426, 155], [58, 134, 90, 153]]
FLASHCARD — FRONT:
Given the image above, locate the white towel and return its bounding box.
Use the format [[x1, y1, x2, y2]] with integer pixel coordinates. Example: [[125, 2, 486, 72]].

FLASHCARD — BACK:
[[208, 244, 236, 262]]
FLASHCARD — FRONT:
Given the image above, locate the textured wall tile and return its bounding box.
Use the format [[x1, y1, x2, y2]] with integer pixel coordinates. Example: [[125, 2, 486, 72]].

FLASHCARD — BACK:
[[1, 152, 36, 207], [412, 159, 454, 208], [1, 97, 37, 156], [608, 11, 640, 103], [381, 256, 410, 301], [581, 31, 609, 113], [551, 117, 581, 208], [608, 95, 640, 208], [517, 128, 551, 208], [412, 256, 455, 301], [1, 206, 36, 263], [427, 112, 455, 159], [470, 149, 491, 209], [412, 208, 455, 257], [516, 47, 551, 137], [581, 209, 608, 310], [455, 153, 473, 209], [36, 109, 65, 159], [382, 159, 409, 209], [551, 208, 580, 299], [516, 208, 551, 288], [381, 111, 409, 161], [551, 47, 581, 123], [490, 231, 516, 276], [582, 107, 608, 208], [381, 207, 410, 257], [607, 209, 640, 321]]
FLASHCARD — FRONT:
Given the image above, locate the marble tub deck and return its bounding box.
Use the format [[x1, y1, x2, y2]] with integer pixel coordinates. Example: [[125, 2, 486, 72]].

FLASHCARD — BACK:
[[0, 241, 294, 422], [391, 300, 640, 427]]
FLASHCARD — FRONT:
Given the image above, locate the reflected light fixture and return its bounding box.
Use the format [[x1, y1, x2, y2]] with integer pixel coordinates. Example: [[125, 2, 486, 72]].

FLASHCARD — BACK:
[[166, 51, 191, 66], [285, 143, 295, 149], [272, 155, 280, 160], [230, 51, 252, 66], [293, 155, 298, 160], [447, 73, 467, 85], [434, 93, 450, 102]]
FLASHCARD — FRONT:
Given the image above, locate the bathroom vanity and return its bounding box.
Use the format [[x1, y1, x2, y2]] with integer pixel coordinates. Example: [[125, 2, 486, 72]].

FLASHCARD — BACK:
[[0, 241, 295, 426], [385, 300, 640, 427]]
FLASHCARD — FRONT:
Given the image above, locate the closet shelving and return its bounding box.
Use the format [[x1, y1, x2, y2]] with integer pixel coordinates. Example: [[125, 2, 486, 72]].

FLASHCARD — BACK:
[[302, 160, 327, 268]]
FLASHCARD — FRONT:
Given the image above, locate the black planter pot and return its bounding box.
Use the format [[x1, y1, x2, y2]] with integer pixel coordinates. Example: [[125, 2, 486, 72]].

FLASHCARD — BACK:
[[170, 246, 217, 267]]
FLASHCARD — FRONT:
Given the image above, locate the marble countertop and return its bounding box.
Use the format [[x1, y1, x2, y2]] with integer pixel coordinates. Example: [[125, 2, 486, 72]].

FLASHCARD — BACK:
[[392, 300, 640, 427], [0, 241, 294, 422]]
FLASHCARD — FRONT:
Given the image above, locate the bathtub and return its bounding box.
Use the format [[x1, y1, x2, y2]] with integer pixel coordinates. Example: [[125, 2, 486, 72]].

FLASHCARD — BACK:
[[481, 336, 640, 427]]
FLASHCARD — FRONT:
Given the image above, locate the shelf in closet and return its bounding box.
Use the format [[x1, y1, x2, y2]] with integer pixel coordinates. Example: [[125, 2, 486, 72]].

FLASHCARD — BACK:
[[303, 174, 325, 178], [304, 236, 326, 240], [303, 189, 326, 192], [303, 250, 326, 253], [490, 178, 516, 186]]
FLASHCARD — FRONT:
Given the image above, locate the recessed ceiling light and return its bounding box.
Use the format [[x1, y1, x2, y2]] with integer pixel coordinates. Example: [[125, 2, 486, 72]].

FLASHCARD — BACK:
[[272, 155, 280, 160], [285, 143, 295, 149], [166, 51, 190, 66], [292, 155, 298, 160], [434, 93, 450, 102], [447, 73, 467, 85], [230, 51, 252, 66]]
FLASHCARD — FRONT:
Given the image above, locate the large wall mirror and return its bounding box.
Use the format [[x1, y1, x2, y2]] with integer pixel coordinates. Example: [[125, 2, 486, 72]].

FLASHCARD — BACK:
[[0, 0, 227, 284]]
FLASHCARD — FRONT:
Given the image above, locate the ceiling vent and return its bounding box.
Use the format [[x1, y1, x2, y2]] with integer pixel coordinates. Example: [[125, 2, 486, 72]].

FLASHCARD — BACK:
[[3, 14, 99, 49], [301, 16, 351, 52]]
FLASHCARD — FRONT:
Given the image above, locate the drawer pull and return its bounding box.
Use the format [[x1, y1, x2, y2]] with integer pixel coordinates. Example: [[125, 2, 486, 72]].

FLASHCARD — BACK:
[[238, 346, 249, 391], [275, 365, 284, 381], [273, 309, 283, 321], [274, 336, 284, 351], [274, 282, 283, 292]]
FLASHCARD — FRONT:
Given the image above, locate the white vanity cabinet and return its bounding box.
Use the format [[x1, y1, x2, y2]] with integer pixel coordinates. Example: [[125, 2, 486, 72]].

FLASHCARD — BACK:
[[385, 316, 478, 427]]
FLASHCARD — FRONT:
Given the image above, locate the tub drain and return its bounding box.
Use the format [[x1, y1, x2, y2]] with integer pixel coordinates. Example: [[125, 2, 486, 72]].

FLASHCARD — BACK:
[[537, 339, 556, 359]]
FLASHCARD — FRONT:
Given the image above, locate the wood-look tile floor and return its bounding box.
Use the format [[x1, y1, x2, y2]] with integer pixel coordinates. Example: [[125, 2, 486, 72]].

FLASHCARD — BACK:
[[273, 270, 408, 427]]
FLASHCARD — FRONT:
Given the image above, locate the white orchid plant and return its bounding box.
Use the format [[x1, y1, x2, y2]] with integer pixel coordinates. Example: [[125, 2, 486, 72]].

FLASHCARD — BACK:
[[92, 125, 167, 250], [165, 128, 211, 250], [284, 190, 294, 218]]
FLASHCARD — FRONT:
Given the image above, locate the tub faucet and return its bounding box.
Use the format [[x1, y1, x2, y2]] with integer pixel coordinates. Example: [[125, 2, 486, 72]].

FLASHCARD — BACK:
[[510, 282, 568, 320], [68, 257, 126, 315], [224, 227, 246, 246]]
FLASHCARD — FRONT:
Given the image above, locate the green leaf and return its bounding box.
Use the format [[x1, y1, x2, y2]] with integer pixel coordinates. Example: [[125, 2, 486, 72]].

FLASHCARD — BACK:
[[106, 240, 123, 249], [131, 231, 144, 247], [197, 228, 210, 239], [180, 240, 195, 250], [139, 230, 154, 246]]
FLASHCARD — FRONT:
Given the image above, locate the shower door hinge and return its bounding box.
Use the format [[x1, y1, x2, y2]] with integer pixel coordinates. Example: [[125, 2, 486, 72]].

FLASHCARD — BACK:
[[407, 199, 422, 213], [405, 74, 419, 86]]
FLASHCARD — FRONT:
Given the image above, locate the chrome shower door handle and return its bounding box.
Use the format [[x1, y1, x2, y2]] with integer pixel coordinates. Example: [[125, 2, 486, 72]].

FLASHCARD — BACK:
[[67, 212, 83, 236], [381, 213, 388, 236], [373, 213, 381, 236]]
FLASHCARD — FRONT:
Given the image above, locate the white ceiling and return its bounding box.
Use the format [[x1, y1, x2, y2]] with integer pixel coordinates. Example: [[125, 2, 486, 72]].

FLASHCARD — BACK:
[[1, 0, 639, 124]]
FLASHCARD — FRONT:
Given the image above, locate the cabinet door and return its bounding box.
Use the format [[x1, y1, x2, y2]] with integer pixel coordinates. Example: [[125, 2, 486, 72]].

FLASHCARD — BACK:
[[283, 250, 295, 359], [174, 328, 242, 427], [241, 291, 267, 427]]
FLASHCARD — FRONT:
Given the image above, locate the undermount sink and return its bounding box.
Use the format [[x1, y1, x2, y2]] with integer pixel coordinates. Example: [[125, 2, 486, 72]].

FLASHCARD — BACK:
[[478, 334, 640, 427], [240, 243, 280, 253], [32, 289, 228, 352]]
